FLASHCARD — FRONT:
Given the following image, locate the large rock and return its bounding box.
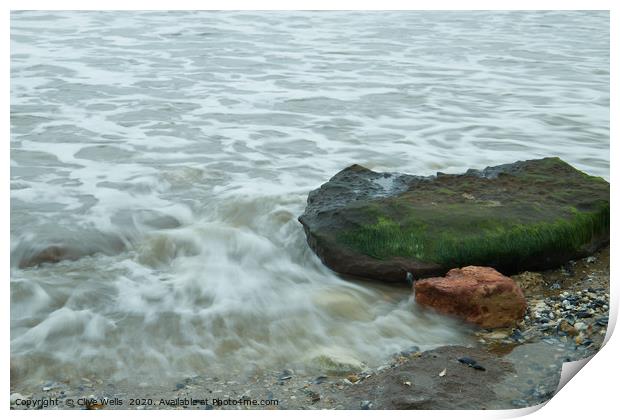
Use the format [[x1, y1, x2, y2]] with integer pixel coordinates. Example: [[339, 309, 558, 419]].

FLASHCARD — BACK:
[[414, 266, 526, 328], [298, 158, 609, 283]]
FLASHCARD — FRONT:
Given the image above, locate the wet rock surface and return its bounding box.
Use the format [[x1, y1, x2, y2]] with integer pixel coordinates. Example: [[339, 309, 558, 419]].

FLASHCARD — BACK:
[[299, 158, 609, 282], [342, 346, 512, 409], [414, 266, 527, 328]]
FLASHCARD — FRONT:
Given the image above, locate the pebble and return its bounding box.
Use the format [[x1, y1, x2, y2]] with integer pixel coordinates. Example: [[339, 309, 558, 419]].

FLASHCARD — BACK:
[[458, 357, 477, 366], [306, 390, 321, 402], [346, 374, 359, 383], [314, 376, 328, 384], [361, 400, 373, 410], [278, 369, 294, 381], [458, 357, 486, 371], [510, 329, 524, 341], [574, 322, 587, 331], [10, 393, 24, 404], [558, 320, 577, 336], [596, 317, 608, 326]]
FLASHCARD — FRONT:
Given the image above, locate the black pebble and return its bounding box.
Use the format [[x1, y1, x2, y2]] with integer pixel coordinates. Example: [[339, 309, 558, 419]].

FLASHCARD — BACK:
[[458, 357, 477, 366], [458, 357, 485, 371]]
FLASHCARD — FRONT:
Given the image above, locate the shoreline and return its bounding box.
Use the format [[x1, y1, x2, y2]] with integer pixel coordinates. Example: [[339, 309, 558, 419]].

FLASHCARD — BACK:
[[10, 246, 610, 410]]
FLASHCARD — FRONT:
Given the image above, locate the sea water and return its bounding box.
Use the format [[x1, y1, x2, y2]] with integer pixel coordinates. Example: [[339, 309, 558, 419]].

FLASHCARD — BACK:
[[10, 11, 609, 386]]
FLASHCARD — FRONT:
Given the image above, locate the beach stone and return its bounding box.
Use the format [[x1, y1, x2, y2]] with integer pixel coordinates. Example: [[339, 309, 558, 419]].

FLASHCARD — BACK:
[[414, 266, 527, 328], [308, 348, 365, 374], [559, 320, 578, 336], [298, 158, 609, 283], [10, 393, 24, 404], [512, 271, 545, 291], [360, 400, 373, 409]]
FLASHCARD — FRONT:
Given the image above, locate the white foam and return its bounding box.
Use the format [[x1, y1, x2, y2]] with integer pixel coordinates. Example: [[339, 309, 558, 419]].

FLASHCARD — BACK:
[[10, 10, 609, 385]]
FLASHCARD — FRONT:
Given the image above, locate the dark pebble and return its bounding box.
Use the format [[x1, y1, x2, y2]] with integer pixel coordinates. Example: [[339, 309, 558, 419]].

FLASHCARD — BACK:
[[576, 311, 592, 318], [458, 357, 485, 371], [175, 383, 185, 391], [314, 376, 328, 385], [457, 357, 477, 366], [510, 329, 524, 341], [204, 404, 214, 410], [595, 317, 608, 326]]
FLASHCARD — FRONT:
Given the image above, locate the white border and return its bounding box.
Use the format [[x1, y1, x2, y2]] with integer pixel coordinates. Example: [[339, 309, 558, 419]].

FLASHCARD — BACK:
[[4, 2, 616, 419]]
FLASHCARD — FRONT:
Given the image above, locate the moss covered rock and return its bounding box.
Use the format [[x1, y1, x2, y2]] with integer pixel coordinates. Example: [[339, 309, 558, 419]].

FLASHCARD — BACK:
[[298, 158, 609, 283]]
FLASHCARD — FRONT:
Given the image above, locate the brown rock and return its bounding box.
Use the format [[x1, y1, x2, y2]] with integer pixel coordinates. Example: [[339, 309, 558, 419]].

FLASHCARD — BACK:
[[559, 320, 578, 337], [414, 266, 527, 328]]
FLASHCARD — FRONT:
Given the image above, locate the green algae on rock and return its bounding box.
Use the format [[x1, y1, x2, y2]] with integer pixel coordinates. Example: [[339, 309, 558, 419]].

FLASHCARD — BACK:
[[298, 158, 609, 283]]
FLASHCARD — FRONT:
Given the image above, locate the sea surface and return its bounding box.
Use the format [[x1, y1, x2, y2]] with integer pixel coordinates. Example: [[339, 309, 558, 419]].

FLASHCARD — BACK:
[[10, 11, 609, 386]]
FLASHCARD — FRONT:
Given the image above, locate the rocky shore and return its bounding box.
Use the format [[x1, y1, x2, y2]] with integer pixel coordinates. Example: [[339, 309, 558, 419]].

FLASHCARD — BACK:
[[10, 246, 609, 410]]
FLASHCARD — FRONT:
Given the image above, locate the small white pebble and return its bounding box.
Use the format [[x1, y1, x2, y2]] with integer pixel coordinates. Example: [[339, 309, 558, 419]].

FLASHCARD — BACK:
[[10, 393, 24, 404]]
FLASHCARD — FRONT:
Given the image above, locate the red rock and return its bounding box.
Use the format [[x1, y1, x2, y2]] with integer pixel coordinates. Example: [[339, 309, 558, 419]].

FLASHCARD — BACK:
[[414, 266, 526, 328]]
